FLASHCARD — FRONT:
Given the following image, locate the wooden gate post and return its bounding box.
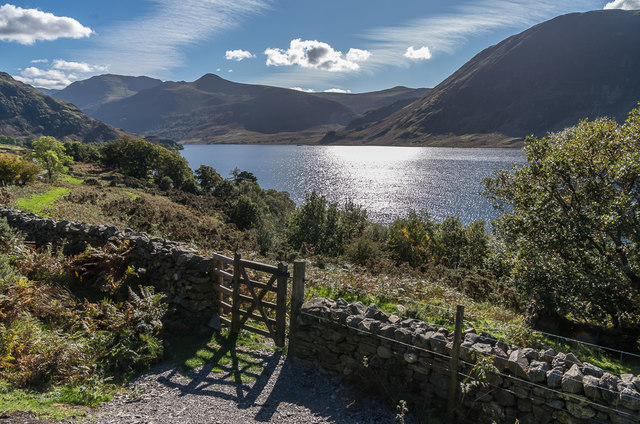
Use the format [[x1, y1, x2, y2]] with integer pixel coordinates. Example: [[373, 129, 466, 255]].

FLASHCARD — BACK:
[[275, 262, 288, 348], [231, 253, 242, 334], [215, 259, 224, 317], [289, 260, 306, 355], [447, 304, 465, 423]]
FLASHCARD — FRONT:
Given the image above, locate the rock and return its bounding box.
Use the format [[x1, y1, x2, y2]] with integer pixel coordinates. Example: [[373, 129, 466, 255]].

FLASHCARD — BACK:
[[348, 302, 366, 315], [404, 352, 418, 364], [377, 346, 393, 359], [552, 352, 567, 371], [540, 348, 556, 362], [566, 401, 596, 419], [527, 361, 550, 383], [582, 362, 604, 378], [620, 387, 640, 411], [564, 352, 582, 367], [393, 327, 412, 344], [561, 364, 584, 394], [599, 372, 621, 403], [495, 389, 516, 406], [388, 314, 402, 324], [583, 375, 601, 400], [429, 332, 448, 354], [547, 368, 563, 388], [346, 315, 364, 328], [396, 304, 407, 315], [464, 332, 481, 344], [508, 349, 530, 379], [521, 347, 538, 361], [633, 376, 640, 392]]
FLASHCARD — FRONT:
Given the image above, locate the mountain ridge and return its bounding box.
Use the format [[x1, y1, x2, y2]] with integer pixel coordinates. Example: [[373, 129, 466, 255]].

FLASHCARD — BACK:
[[335, 9, 640, 146]]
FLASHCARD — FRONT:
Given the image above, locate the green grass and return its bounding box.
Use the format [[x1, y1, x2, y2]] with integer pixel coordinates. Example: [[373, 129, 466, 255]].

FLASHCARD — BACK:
[[60, 175, 83, 185], [0, 380, 89, 421], [124, 190, 139, 200], [0, 143, 26, 153], [15, 187, 71, 215], [169, 328, 275, 384]]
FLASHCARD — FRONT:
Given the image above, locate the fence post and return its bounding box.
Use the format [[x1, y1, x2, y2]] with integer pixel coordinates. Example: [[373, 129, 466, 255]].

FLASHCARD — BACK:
[[215, 259, 224, 317], [447, 304, 465, 423], [231, 253, 241, 334], [289, 260, 306, 355], [275, 262, 288, 348]]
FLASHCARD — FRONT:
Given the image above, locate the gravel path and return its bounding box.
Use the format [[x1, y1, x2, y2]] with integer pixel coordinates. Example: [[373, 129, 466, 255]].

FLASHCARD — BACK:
[[88, 350, 418, 424]]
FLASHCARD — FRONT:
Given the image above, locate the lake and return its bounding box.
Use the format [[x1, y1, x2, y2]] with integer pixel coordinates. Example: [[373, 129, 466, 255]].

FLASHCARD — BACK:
[[180, 145, 525, 225]]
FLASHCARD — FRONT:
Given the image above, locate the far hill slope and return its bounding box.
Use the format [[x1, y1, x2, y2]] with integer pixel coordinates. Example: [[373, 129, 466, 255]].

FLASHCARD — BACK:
[[0, 72, 125, 142], [49, 74, 163, 115], [47, 73, 428, 144], [89, 74, 356, 143], [337, 9, 640, 146], [312, 86, 429, 115]]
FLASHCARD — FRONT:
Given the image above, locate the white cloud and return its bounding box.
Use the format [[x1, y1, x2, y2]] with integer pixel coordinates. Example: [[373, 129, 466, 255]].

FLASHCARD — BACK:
[[0, 4, 92, 45], [14, 59, 108, 89], [228, 69, 233, 72], [52, 59, 107, 73], [345, 48, 371, 62], [265, 39, 371, 72], [225, 49, 255, 61], [82, 0, 269, 77], [291, 87, 316, 93], [361, 0, 602, 70], [14, 67, 73, 88], [30, 58, 48, 64], [604, 0, 640, 9], [404, 46, 432, 60], [324, 88, 351, 93]]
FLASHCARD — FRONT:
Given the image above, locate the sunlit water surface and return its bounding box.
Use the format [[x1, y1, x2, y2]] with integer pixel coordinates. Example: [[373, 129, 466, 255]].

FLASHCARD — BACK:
[[180, 145, 525, 225]]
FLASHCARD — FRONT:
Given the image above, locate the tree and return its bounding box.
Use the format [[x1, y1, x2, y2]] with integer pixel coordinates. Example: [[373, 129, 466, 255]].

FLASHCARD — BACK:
[[387, 211, 434, 267], [195, 165, 222, 193], [31, 136, 72, 180], [484, 106, 640, 331]]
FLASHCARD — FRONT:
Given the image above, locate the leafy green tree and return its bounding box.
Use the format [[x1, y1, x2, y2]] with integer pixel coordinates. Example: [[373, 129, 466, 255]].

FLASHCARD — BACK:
[[387, 211, 434, 267], [484, 107, 640, 330], [102, 138, 159, 180], [195, 165, 222, 193], [31, 136, 72, 180], [288, 191, 327, 251], [231, 168, 257, 184]]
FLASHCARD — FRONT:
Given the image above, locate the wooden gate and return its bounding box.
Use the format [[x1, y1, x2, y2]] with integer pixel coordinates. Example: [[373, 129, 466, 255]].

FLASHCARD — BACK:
[[210, 252, 289, 347]]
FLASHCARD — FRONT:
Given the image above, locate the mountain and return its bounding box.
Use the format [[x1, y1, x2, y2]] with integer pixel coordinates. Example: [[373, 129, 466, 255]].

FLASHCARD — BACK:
[[47, 74, 427, 144], [0, 72, 125, 142], [50, 74, 163, 115], [312, 86, 429, 115], [336, 9, 640, 146]]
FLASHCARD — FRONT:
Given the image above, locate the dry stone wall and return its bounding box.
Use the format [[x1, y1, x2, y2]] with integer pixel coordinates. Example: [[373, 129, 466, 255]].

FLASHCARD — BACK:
[[292, 297, 640, 424], [0, 206, 221, 323]]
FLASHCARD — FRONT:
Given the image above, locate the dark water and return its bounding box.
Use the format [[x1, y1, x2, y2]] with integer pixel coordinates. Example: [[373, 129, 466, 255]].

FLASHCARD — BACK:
[[180, 145, 525, 225]]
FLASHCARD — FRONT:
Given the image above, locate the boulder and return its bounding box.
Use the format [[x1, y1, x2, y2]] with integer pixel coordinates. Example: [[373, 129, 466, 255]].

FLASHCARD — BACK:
[[620, 387, 640, 411], [527, 361, 550, 383], [582, 362, 604, 378], [599, 372, 621, 403], [508, 349, 530, 379], [561, 364, 584, 394]]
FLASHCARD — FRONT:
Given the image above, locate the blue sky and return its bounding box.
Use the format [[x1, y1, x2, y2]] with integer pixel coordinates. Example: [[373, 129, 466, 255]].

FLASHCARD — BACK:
[[1, 0, 637, 93]]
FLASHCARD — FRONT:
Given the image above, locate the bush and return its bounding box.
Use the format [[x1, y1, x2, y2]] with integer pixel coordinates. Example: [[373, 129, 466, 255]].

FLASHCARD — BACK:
[[484, 105, 640, 330], [0, 154, 41, 186]]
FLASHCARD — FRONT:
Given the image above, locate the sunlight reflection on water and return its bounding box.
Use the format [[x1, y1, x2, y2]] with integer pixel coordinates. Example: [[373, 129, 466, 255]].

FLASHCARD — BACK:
[[181, 145, 525, 225]]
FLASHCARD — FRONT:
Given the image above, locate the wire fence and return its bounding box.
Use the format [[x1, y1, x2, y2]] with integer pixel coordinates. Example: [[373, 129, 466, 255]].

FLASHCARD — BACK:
[[297, 308, 640, 423], [397, 297, 640, 378]]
